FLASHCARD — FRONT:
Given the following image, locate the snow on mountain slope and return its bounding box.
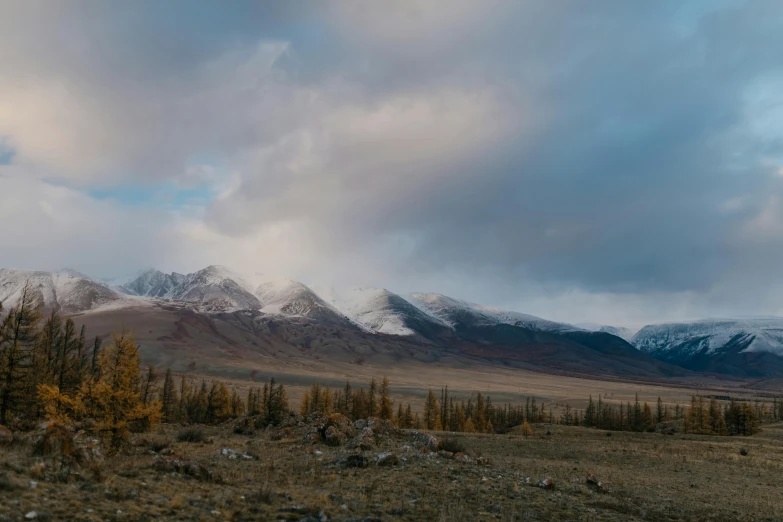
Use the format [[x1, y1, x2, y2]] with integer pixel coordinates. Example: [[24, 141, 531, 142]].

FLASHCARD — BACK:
[[254, 278, 354, 326], [406, 293, 581, 334], [633, 318, 783, 357], [321, 286, 449, 336], [122, 269, 185, 298], [0, 268, 132, 313], [167, 265, 260, 311], [576, 323, 637, 342]]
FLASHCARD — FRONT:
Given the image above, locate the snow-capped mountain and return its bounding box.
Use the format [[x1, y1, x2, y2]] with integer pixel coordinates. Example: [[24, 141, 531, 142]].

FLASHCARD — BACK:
[[0, 268, 129, 313], [576, 323, 637, 342], [321, 287, 450, 337], [166, 266, 261, 311], [254, 279, 354, 326], [121, 269, 186, 298], [632, 317, 783, 376], [406, 293, 580, 334]]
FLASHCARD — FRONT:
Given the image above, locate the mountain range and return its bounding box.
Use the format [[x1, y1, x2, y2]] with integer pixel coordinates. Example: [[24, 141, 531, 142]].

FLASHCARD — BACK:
[[2, 265, 783, 379]]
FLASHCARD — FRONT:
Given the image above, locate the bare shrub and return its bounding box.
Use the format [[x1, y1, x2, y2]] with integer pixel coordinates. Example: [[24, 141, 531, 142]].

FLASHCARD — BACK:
[[177, 428, 206, 443]]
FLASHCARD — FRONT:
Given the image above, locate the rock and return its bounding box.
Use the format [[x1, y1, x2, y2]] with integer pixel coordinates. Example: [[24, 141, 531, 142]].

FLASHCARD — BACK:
[[324, 426, 346, 447], [218, 448, 255, 460], [740, 448, 749, 456], [29, 481, 37, 489], [352, 427, 375, 450], [73, 438, 104, 466], [476, 456, 490, 466], [353, 419, 367, 430], [303, 428, 323, 444], [325, 413, 356, 438], [538, 478, 555, 490], [345, 454, 369, 468], [152, 455, 222, 482], [376, 452, 399, 466], [0, 425, 12, 445], [25, 512, 37, 520], [410, 431, 439, 452], [586, 472, 603, 490]]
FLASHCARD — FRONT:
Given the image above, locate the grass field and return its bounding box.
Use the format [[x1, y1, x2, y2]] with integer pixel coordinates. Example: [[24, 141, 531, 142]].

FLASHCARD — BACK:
[[2, 417, 782, 521]]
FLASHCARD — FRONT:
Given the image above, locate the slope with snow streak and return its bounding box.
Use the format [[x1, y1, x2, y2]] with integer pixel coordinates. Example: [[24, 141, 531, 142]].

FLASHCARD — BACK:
[[254, 279, 355, 327], [122, 269, 185, 298], [576, 323, 637, 342], [406, 293, 581, 334], [323, 287, 450, 337], [0, 268, 130, 313], [632, 318, 783, 376], [634, 318, 783, 356], [167, 265, 261, 312]]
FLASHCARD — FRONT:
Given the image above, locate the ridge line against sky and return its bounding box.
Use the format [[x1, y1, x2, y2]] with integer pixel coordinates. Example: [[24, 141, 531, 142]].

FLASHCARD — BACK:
[[1, 0, 783, 328]]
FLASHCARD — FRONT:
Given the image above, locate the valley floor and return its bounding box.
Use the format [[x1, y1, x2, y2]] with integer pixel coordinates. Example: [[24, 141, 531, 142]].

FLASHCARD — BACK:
[[2, 420, 783, 521]]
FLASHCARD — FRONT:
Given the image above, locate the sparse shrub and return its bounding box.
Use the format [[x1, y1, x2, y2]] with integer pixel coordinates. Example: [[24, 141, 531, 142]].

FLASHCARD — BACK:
[[149, 439, 169, 453], [0, 471, 19, 491], [248, 484, 276, 505], [521, 421, 533, 437], [740, 447, 749, 456], [177, 427, 206, 443], [439, 437, 466, 454]]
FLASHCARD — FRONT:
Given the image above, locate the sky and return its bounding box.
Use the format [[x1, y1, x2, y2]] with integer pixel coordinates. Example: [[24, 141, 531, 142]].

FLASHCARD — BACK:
[[2, 0, 783, 328]]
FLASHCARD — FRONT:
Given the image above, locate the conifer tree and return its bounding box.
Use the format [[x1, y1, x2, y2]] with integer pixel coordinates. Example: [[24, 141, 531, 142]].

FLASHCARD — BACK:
[[140, 365, 158, 406], [299, 390, 312, 416], [424, 388, 441, 430], [379, 376, 393, 420], [230, 387, 245, 417], [367, 378, 377, 418], [0, 284, 41, 426], [161, 368, 179, 422], [78, 332, 161, 447], [206, 381, 232, 423], [341, 380, 352, 415]]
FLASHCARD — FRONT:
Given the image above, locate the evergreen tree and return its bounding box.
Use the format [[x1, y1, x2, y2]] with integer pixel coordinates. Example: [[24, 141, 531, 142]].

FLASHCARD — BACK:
[[140, 365, 158, 406], [206, 381, 231, 423], [367, 378, 377, 418], [0, 284, 41, 426], [379, 376, 393, 420], [161, 369, 179, 422], [77, 332, 161, 447], [424, 388, 441, 430], [299, 390, 312, 416]]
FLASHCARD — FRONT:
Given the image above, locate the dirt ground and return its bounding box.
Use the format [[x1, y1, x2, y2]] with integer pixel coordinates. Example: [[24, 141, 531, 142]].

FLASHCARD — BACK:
[[2, 417, 783, 522]]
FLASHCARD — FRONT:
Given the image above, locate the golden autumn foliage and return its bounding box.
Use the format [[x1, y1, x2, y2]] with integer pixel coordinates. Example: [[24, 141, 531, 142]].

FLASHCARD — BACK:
[[37, 332, 162, 448]]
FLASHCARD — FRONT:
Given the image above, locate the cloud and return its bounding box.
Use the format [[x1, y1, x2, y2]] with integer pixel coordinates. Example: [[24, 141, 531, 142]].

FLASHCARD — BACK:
[[2, 1, 783, 326]]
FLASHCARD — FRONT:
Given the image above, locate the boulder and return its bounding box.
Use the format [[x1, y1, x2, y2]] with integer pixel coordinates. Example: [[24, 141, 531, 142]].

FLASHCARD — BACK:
[[152, 455, 222, 482], [345, 454, 369, 468], [324, 426, 346, 447], [586, 472, 603, 490], [376, 452, 399, 466], [410, 431, 439, 452], [352, 427, 375, 450], [73, 438, 104, 467]]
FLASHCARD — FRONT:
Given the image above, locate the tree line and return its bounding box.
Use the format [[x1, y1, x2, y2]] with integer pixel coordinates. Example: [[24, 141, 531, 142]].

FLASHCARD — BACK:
[[2, 284, 772, 441], [569, 393, 762, 436]]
